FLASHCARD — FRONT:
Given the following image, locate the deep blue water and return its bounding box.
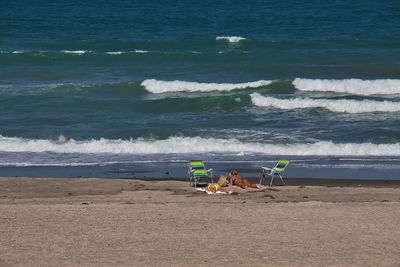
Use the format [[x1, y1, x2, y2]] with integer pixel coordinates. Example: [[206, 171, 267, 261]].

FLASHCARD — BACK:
[[1, 0, 400, 178]]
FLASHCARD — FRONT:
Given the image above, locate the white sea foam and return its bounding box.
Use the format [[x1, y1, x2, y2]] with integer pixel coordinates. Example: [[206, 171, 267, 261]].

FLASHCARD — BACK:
[[0, 135, 399, 156], [251, 93, 400, 113], [141, 79, 271, 93], [106, 50, 147, 54], [0, 162, 103, 167], [216, 36, 246, 42], [293, 78, 400, 95], [62, 50, 90, 54], [105, 51, 125, 55]]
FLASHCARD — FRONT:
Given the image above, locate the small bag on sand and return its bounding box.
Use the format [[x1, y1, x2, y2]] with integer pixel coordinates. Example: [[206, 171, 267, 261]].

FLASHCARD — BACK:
[[218, 175, 228, 187]]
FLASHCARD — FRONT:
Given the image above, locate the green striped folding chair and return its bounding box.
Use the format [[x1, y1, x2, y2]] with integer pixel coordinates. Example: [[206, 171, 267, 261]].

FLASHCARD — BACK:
[[260, 159, 290, 186], [188, 160, 213, 187]]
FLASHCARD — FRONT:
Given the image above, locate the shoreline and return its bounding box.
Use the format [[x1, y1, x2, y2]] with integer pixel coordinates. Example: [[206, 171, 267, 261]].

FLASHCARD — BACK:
[[2, 161, 400, 181]]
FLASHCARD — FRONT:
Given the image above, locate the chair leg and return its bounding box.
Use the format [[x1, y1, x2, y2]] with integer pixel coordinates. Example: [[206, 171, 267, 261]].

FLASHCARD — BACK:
[[259, 175, 263, 186], [269, 175, 274, 186], [279, 175, 286, 186]]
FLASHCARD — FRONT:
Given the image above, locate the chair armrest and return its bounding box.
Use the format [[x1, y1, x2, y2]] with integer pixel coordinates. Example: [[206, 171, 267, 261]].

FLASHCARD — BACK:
[[261, 167, 272, 171], [207, 168, 213, 172]]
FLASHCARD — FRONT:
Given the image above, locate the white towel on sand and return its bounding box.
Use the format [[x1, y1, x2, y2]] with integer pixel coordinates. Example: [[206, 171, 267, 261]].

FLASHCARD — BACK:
[[196, 188, 227, 195]]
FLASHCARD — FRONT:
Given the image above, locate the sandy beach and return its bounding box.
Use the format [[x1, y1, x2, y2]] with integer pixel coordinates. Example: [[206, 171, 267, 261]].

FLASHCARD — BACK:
[[0, 177, 399, 266]]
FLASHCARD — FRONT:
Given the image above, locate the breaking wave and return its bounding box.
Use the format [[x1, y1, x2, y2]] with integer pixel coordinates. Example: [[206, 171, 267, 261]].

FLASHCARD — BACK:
[[1, 135, 399, 156], [216, 36, 246, 42], [105, 50, 148, 54], [105, 51, 125, 55], [61, 50, 91, 54], [250, 93, 400, 113], [141, 79, 271, 93], [293, 78, 400, 96]]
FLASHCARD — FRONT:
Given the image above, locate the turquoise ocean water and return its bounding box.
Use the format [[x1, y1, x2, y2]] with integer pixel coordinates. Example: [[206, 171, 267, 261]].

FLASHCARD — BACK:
[[1, 0, 400, 179]]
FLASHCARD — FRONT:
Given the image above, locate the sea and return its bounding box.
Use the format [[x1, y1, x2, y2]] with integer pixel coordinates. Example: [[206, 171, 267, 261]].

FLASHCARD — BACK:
[[1, 0, 400, 180]]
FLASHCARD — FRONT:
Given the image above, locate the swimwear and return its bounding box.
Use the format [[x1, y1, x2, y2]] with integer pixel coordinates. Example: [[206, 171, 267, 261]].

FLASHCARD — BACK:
[[206, 184, 219, 191]]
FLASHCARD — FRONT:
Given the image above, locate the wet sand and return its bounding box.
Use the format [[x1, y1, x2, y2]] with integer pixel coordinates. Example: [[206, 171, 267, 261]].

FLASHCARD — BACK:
[[1, 177, 400, 266]]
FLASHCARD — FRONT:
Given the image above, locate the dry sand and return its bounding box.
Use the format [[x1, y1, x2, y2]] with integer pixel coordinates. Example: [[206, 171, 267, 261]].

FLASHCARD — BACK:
[[1, 177, 400, 266]]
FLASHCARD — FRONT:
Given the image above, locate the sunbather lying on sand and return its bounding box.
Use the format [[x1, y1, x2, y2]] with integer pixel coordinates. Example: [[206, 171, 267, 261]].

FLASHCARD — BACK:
[[229, 170, 262, 189], [204, 175, 232, 194], [204, 183, 232, 194]]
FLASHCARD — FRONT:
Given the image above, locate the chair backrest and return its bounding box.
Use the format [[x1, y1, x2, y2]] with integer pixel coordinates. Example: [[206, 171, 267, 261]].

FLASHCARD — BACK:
[[189, 161, 207, 177], [272, 159, 290, 174]]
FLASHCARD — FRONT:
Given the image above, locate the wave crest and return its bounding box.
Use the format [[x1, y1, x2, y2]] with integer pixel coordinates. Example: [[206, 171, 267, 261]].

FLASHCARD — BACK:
[[141, 79, 271, 93], [293, 78, 400, 95], [216, 36, 246, 42], [250, 93, 400, 113], [61, 50, 91, 54], [0, 135, 399, 156]]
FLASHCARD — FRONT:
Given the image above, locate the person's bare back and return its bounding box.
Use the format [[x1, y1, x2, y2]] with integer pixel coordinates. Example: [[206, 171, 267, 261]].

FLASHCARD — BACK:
[[229, 171, 262, 189]]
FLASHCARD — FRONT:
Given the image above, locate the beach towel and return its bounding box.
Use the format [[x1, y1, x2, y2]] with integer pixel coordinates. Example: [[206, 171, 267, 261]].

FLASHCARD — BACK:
[[196, 188, 227, 195], [231, 185, 243, 189]]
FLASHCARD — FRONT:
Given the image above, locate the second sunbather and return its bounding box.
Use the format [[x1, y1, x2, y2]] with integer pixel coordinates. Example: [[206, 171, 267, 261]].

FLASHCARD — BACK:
[[229, 170, 262, 189]]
